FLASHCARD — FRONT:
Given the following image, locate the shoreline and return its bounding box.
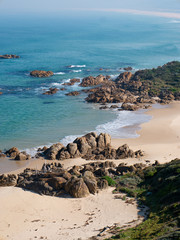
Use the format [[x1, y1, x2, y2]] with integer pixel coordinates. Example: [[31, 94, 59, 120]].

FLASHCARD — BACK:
[[2, 100, 180, 175]]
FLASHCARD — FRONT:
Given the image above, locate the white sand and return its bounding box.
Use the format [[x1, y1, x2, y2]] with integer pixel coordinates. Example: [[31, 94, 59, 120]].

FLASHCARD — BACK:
[[0, 187, 140, 240]]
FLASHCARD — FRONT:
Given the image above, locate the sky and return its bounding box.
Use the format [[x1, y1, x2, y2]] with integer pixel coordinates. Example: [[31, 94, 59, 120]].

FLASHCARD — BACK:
[[0, 0, 180, 15]]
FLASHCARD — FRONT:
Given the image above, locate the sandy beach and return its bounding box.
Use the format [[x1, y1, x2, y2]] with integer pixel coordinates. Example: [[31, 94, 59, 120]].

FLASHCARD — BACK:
[[71, 8, 180, 19], [0, 101, 180, 240]]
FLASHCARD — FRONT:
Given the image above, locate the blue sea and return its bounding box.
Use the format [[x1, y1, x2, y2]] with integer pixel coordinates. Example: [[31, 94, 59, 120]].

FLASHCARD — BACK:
[[0, 11, 180, 154]]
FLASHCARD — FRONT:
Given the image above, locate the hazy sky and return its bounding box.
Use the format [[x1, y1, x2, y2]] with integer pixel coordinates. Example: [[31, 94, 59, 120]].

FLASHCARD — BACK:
[[0, 0, 180, 14]]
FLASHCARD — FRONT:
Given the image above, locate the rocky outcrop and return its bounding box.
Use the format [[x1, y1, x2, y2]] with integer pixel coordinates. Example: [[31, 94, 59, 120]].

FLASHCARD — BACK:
[[15, 152, 31, 161], [65, 177, 90, 198], [42, 132, 143, 161], [65, 91, 80, 96], [79, 75, 109, 87], [0, 54, 20, 59], [83, 171, 97, 194], [30, 70, 53, 78], [43, 143, 64, 160], [5, 147, 30, 160], [43, 88, 59, 95], [0, 174, 17, 186], [5, 147, 20, 158]]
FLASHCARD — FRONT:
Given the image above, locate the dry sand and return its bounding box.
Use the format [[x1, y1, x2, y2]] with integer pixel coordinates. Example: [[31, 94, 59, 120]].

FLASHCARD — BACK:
[[0, 101, 180, 240], [0, 187, 142, 240], [112, 101, 180, 164]]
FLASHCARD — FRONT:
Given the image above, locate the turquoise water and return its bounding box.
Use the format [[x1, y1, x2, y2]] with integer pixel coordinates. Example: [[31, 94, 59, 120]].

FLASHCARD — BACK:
[[0, 12, 180, 152]]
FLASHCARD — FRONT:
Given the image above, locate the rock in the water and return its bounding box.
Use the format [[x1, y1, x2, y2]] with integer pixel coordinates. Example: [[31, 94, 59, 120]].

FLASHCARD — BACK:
[[30, 70, 53, 78], [121, 102, 139, 111], [0, 54, 20, 59], [65, 177, 90, 198], [66, 91, 80, 96], [43, 88, 59, 95]]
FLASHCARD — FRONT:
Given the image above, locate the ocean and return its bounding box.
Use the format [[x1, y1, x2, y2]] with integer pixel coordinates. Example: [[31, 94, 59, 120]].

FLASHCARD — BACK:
[[0, 11, 180, 154]]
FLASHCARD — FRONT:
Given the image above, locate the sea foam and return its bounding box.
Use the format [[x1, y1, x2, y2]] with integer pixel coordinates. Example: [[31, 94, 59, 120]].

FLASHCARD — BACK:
[[68, 65, 86, 68]]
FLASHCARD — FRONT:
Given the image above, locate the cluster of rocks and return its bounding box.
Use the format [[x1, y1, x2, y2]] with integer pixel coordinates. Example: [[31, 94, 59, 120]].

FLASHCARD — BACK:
[[79, 75, 110, 87], [0, 54, 20, 59], [3, 147, 31, 161], [0, 160, 146, 198], [43, 88, 59, 95], [65, 91, 80, 96], [38, 132, 144, 161], [30, 70, 54, 78], [0, 174, 17, 186], [63, 78, 80, 86]]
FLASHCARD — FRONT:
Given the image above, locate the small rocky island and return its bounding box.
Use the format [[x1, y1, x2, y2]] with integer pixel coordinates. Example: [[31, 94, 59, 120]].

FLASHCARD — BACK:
[[0, 54, 20, 59], [30, 70, 54, 77]]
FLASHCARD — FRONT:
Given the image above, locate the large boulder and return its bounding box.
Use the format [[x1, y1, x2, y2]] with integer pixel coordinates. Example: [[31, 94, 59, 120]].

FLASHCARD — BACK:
[[56, 149, 71, 160], [83, 171, 97, 194], [67, 143, 78, 156], [74, 137, 91, 155], [116, 144, 135, 159], [44, 143, 64, 160], [97, 133, 111, 149], [121, 103, 139, 111], [30, 70, 53, 78], [15, 152, 31, 161], [5, 147, 20, 158], [80, 75, 108, 87], [65, 177, 90, 198], [84, 132, 97, 149]]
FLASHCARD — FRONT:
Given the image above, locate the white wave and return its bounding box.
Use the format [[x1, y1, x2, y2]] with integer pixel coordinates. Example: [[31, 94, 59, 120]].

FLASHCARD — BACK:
[[95, 110, 151, 138], [22, 144, 52, 157], [54, 72, 65, 75], [68, 65, 86, 68], [71, 70, 82, 73], [110, 74, 119, 80], [60, 134, 82, 146]]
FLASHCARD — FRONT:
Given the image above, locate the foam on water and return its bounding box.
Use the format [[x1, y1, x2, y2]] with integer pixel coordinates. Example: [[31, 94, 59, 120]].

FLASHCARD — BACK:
[[54, 72, 65, 75], [68, 65, 86, 68], [71, 70, 82, 73], [95, 110, 152, 138]]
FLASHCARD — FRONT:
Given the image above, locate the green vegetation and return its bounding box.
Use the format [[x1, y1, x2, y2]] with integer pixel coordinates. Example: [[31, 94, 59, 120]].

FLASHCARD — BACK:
[[108, 159, 180, 240], [102, 176, 116, 186], [134, 61, 180, 97]]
